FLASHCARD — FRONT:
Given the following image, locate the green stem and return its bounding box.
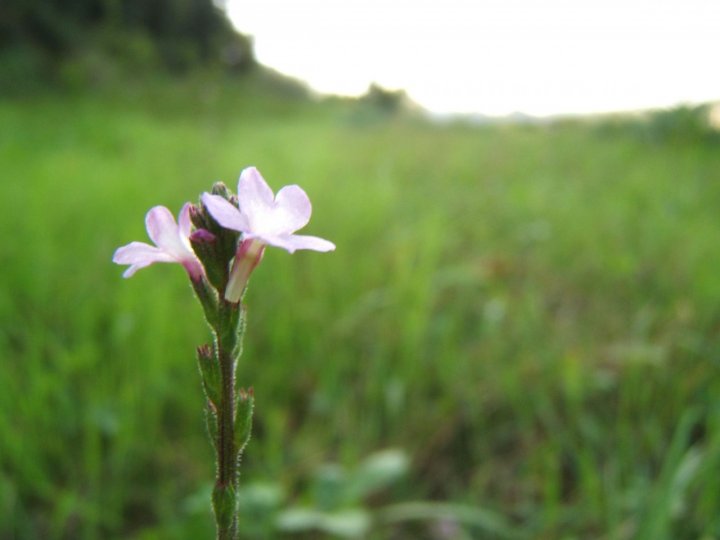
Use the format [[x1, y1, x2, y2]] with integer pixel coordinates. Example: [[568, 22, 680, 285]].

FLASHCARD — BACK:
[[213, 299, 241, 539]]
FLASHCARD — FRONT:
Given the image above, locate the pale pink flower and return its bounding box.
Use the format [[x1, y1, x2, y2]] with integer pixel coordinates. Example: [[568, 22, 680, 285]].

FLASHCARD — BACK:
[[113, 204, 204, 281], [202, 166, 335, 301], [202, 167, 335, 254]]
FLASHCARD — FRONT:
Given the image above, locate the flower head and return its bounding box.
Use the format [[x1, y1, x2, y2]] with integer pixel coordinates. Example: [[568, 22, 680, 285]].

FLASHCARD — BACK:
[[201, 166, 335, 301], [113, 204, 204, 281], [202, 167, 335, 253]]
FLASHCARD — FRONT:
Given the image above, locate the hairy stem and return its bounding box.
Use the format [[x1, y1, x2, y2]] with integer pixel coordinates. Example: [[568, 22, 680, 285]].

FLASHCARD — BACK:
[[213, 300, 241, 539]]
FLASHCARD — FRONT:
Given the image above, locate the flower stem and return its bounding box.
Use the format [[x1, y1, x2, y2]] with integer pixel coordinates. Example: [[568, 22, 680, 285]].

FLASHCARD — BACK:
[[212, 299, 242, 539]]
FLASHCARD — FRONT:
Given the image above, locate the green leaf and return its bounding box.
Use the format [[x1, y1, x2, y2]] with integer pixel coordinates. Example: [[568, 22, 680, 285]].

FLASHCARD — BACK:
[[347, 448, 409, 501], [312, 464, 348, 510], [212, 482, 238, 532], [196, 344, 221, 407], [234, 388, 254, 456], [205, 406, 218, 451], [319, 509, 372, 538], [276, 507, 323, 531], [379, 501, 522, 539], [236, 482, 285, 513], [277, 508, 371, 538]]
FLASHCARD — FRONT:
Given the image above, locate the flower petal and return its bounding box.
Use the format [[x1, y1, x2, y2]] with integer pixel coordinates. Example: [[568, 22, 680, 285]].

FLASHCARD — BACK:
[[202, 193, 249, 232], [238, 167, 274, 204], [145, 206, 186, 256], [257, 234, 336, 254], [113, 241, 174, 264], [113, 241, 175, 277], [177, 203, 193, 240], [272, 185, 312, 234], [238, 167, 275, 226]]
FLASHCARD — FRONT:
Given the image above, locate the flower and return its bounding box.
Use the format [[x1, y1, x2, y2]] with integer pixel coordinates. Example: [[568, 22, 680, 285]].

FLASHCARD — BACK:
[[201, 166, 335, 301], [113, 204, 204, 281], [202, 167, 336, 253]]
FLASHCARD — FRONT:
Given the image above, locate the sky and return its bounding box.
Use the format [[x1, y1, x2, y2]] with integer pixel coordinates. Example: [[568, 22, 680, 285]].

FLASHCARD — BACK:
[[225, 0, 720, 117]]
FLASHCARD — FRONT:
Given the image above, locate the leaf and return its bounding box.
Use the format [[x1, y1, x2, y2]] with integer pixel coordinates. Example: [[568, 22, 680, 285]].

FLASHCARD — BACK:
[[347, 449, 409, 501], [234, 388, 254, 456], [277, 507, 371, 538], [379, 501, 523, 539]]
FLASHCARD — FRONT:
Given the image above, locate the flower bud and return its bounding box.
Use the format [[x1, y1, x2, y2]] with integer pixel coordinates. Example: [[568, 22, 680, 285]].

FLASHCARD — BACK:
[[225, 239, 265, 303], [188, 202, 207, 230], [211, 181, 232, 199], [190, 229, 216, 243], [189, 191, 240, 292]]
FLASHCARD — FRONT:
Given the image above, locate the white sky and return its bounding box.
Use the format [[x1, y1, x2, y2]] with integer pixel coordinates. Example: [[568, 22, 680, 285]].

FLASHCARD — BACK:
[[226, 0, 720, 116]]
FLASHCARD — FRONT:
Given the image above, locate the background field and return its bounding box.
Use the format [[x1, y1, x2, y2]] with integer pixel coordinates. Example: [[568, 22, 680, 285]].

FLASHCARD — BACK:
[[1, 77, 719, 539]]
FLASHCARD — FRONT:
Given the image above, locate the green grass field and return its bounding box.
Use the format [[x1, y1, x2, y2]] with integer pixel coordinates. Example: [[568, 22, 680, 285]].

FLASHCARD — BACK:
[[1, 78, 719, 539]]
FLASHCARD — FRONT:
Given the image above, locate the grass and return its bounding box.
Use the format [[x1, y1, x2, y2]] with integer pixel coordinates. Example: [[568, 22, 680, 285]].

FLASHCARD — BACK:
[[1, 77, 719, 539]]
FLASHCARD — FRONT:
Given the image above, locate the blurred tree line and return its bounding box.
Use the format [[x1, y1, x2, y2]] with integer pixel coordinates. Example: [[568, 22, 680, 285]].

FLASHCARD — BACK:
[[0, 0, 255, 90], [593, 104, 720, 146]]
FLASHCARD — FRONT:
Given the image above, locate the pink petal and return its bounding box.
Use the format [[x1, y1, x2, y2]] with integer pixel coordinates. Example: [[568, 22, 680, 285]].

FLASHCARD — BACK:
[[273, 185, 312, 234], [145, 206, 175, 245], [237, 167, 275, 225], [113, 241, 175, 277], [257, 234, 336, 254], [180, 257, 205, 282], [202, 193, 248, 232], [178, 203, 193, 239], [145, 206, 185, 256], [113, 241, 174, 264]]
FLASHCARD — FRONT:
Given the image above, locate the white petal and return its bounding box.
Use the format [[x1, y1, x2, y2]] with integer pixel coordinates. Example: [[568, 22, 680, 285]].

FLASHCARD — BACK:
[[258, 234, 336, 254], [202, 193, 249, 232], [122, 265, 143, 278], [238, 167, 275, 227], [273, 185, 312, 234]]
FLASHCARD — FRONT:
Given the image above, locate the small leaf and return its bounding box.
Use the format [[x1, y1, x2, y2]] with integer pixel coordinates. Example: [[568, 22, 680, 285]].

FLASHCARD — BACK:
[[348, 449, 409, 501], [276, 508, 324, 532], [312, 464, 348, 510], [205, 406, 218, 451], [237, 482, 285, 512], [234, 387, 254, 456], [232, 304, 247, 362], [380, 502, 520, 538], [318, 509, 372, 538], [277, 507, 371, 538], [212, 482, 238, 530], [196, 344, 221, 407]]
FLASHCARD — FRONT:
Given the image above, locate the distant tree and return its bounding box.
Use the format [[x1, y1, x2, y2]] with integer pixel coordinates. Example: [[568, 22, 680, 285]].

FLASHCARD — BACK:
[[360, 83, 417, 115], [0, 0, 254, 77]]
